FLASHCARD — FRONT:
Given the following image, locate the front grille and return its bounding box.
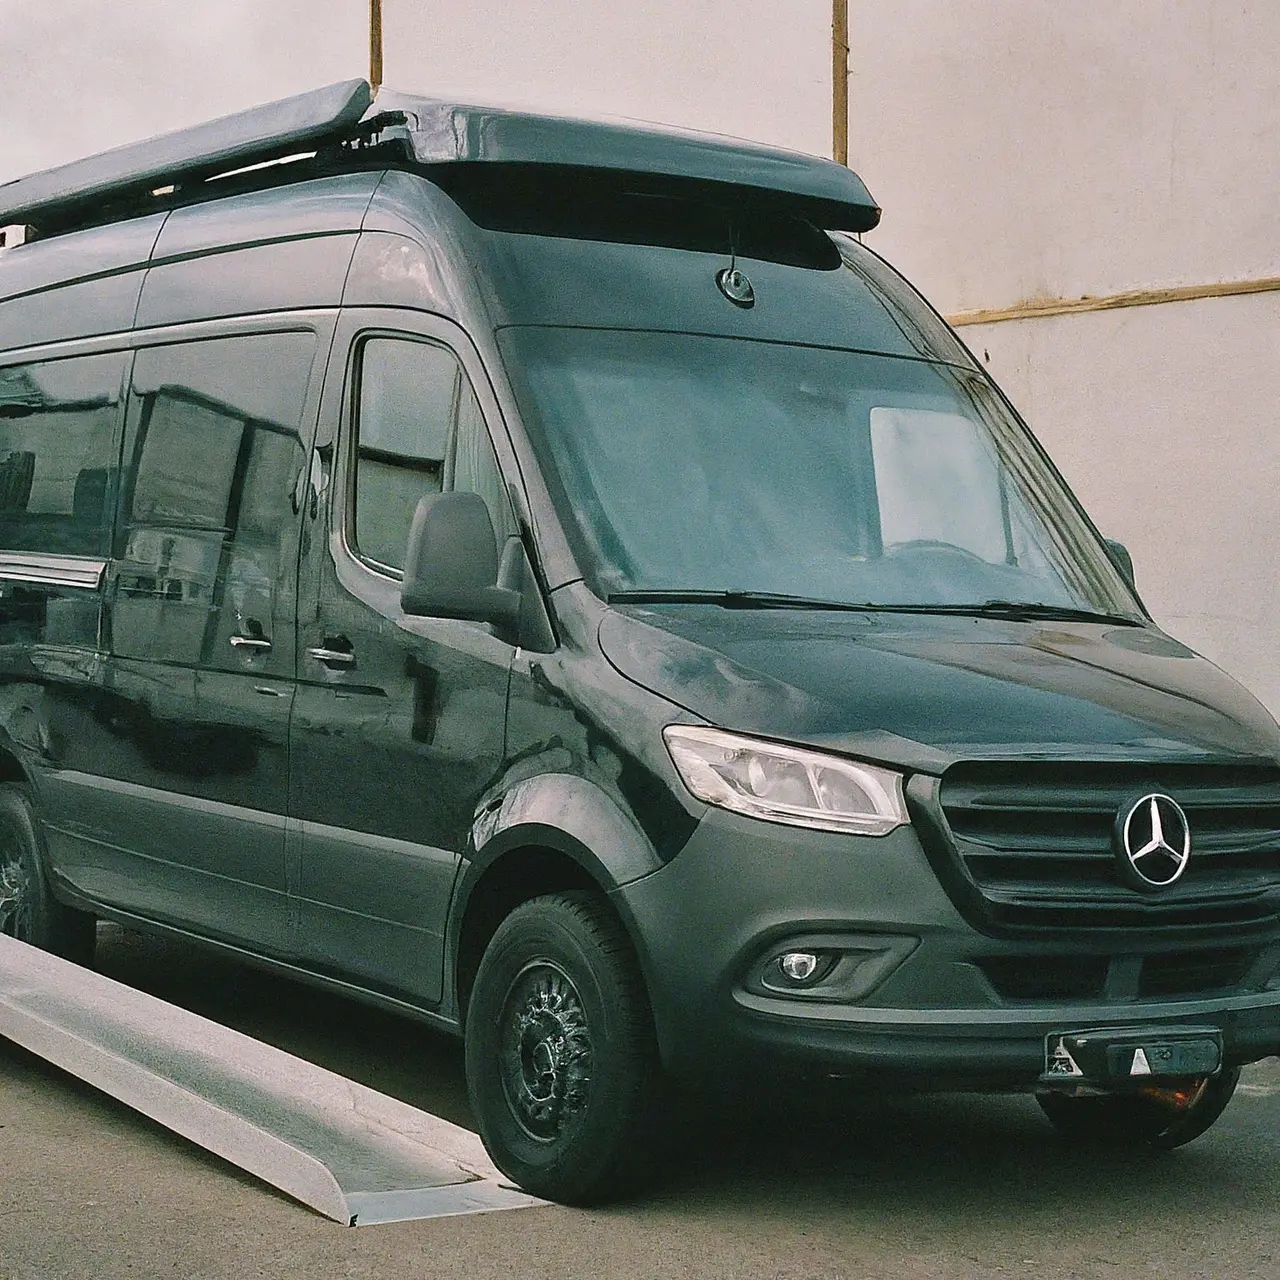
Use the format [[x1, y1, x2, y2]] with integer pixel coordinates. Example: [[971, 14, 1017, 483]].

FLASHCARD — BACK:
[[1138, 947, 1255, 998], [979, 948, 1257, 1002], [979, 955, 1109, 1001], [937, 762, 1280, 930]]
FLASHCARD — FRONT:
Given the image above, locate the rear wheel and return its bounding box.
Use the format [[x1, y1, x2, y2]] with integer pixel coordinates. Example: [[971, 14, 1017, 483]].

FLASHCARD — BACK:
[[1037, 1068, 1240, 1149], [464, 890, 664, 1204], [0, 784, 95, 965]]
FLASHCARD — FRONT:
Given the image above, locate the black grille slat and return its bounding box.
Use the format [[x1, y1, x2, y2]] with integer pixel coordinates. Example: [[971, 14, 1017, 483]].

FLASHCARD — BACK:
[[1139, 948, 1254, 998], [979, 956, 1109, 1001], [939, 761, 1280, 930], [979, 948, 1257, 1001]]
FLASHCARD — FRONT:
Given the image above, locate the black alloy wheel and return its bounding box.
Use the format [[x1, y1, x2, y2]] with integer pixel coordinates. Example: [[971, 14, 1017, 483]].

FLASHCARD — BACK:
[[465, 890, 664, 1205], [0, 784, 95, 965], [1037, 1067, 1241, 1149]]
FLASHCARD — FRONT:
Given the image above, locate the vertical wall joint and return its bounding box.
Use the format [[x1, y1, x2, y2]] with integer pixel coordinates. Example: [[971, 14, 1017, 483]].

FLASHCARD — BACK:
[[832, 0, 849, 166]]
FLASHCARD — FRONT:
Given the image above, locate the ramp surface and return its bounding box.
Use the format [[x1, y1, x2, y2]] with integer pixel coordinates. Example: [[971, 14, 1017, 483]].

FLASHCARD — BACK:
[[0, 933, 546, 1224]]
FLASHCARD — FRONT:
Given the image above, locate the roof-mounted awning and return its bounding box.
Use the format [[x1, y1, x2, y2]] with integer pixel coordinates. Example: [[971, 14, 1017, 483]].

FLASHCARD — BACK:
[[0, 79, 373, 230]]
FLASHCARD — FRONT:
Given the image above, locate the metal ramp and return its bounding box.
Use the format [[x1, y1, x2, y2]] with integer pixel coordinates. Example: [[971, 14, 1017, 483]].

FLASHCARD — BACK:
[[0, 932, 547, 1225]]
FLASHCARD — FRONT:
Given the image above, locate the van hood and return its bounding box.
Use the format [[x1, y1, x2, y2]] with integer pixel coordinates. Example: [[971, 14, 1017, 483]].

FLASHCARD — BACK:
[[598, 604, 1280, 772]]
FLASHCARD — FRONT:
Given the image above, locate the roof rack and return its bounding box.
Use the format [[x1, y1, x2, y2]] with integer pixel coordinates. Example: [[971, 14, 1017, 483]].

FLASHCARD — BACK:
[[0, 79, 374, 234], [0, 79, 881, 243]]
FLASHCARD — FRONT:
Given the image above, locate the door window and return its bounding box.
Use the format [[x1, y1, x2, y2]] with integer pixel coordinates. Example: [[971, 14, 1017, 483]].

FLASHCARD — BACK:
[[0, 353, 124, 555], [114, 332, 315, 662], [351, 336, 513, 573]]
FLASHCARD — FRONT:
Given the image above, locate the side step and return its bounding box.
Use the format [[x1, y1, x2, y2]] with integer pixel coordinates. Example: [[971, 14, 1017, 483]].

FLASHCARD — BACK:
[[0, 933, 546, 1225]]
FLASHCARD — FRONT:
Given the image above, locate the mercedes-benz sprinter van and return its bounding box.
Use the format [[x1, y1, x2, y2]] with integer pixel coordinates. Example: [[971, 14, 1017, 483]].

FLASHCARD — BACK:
[[2, 80, 1278, 1203]]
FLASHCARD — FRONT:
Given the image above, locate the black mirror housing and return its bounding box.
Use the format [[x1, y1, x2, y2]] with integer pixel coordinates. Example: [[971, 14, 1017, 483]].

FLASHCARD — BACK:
[[401, 491, 520, 628]]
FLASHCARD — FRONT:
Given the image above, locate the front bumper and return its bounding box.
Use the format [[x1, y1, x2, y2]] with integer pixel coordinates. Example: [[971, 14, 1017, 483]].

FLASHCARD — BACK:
[[613, 809, 1280, 1090]]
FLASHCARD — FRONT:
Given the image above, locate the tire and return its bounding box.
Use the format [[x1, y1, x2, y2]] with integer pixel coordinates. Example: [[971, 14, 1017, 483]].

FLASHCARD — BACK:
[[0, 784, 95, 965], [464, 890, 665, 1205], [1037, 1068, 1241, 1150]]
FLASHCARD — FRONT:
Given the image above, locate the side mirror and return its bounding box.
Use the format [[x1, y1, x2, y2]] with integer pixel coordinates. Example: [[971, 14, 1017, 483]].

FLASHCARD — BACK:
[[401, 491, 520, 628], [1104, 537, 1136, 590]]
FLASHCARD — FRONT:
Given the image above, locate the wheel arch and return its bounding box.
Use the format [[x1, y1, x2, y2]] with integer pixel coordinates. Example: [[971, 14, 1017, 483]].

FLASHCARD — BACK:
[[451, 774, 666, 1028], [452, 838, 602, 1026]]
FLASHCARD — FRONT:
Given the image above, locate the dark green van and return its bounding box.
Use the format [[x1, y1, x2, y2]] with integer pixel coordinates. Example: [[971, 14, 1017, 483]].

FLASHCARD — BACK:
[[2, 80, 1278, 1203]]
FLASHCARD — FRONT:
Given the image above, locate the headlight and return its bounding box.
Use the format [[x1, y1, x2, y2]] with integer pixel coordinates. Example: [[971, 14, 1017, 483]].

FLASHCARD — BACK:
[[662, 725, 908, 836]]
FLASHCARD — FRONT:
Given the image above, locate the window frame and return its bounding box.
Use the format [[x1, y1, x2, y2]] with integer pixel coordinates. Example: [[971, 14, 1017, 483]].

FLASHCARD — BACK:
[[338, 324, 519, 585]]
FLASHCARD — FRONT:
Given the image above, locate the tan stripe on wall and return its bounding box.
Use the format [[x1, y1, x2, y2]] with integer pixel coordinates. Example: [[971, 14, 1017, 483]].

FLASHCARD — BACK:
[[946, 275, 1280, 327]]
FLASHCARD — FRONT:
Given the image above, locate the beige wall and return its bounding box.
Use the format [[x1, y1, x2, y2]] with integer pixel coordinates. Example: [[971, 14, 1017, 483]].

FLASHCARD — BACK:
[[848, 1, 1279, 313]]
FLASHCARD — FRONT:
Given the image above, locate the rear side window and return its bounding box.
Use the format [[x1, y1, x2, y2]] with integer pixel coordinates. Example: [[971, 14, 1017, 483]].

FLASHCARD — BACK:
[[0, 353, 124, 555], [113, 332, 315, 663]]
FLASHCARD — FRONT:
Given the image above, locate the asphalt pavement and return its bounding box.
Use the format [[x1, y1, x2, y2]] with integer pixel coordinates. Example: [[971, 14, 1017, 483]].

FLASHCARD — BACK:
[[2, 925, 1278, 1280]]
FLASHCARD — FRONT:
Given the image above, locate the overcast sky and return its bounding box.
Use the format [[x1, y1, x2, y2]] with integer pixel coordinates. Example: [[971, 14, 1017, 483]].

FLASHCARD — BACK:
[[0, 0, 830, 186]]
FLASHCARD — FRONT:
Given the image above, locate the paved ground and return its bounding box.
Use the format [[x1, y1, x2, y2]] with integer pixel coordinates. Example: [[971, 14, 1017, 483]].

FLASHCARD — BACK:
[[3, 926, 1279, 1279]]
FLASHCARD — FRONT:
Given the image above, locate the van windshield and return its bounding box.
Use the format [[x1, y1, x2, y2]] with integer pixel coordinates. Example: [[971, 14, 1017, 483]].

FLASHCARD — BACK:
[[498, 328, 1141, 618]]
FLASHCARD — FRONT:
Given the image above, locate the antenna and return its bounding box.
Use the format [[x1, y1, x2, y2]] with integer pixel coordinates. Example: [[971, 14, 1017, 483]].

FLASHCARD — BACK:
[[370, 0, 384, 93]]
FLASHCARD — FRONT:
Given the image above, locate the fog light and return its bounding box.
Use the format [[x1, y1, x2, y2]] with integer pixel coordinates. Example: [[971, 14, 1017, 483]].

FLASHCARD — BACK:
[[780, 951, 821, 983]]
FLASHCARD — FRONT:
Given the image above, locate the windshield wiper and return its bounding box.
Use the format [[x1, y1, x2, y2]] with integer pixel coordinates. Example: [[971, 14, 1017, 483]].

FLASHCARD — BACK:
[[874, 600, 1140, 625], [607, 591, 1140, 625], [607, 589, 874, 612]]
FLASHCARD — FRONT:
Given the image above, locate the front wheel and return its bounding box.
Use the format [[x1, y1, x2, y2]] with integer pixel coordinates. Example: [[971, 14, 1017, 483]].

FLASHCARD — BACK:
[[1037, 1068, 1240, 1149], [0, 783, 95, 965], [464, 891, 665, 1204]]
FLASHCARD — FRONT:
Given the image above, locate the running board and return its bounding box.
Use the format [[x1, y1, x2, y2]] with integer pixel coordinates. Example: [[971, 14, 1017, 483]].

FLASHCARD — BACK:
[[0, 933, 547, 1225]]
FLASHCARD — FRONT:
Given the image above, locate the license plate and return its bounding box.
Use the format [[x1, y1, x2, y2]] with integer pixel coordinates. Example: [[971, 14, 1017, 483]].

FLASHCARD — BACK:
[[1042, 1026, 1223, 1084]]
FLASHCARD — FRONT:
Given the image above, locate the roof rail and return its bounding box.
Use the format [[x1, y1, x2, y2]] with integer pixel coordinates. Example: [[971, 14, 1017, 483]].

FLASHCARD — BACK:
[[0, 79, 374, 233]]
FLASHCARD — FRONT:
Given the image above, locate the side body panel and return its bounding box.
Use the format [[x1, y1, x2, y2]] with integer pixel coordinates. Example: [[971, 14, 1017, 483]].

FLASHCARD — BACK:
[[0, 214, 165, 353]]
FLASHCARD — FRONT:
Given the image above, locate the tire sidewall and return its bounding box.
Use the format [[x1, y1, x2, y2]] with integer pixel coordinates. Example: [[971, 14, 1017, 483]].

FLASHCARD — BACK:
[[0, 783, 93, 963], [465, 896, 650, 1201], [0, 785, 51, 944]]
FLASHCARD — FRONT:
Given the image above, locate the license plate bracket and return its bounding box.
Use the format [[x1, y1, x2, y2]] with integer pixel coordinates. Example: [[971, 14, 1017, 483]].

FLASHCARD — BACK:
[[1041, 1025, 1223, 1087]]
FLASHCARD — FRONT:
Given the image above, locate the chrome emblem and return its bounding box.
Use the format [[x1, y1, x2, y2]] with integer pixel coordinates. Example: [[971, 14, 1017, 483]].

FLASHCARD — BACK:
[[1114, 793, 1191, 891]]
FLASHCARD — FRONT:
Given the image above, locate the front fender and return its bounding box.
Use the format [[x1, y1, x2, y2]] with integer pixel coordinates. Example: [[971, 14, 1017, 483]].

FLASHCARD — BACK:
[[465, 770, 663, 894], [439, 771, 682, 1024]]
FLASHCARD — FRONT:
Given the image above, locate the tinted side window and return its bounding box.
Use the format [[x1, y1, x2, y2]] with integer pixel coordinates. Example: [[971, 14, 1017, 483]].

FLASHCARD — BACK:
[[0, 353, 124, 555], [114, 333, 315, 663], [352, 337, 458, 571]]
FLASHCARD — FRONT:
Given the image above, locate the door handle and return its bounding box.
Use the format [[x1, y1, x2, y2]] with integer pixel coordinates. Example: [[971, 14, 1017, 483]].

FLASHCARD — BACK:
[[306, 645, 356, 669], [230, 635, 272, 651]]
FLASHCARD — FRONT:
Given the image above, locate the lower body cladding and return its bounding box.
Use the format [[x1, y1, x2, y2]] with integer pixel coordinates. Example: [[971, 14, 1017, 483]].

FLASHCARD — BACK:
[[614, 809, 1280, 1091]]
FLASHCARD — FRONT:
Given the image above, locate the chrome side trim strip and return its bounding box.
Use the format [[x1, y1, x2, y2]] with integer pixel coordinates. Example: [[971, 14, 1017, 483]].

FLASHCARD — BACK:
[[0, 552, 106, 590]]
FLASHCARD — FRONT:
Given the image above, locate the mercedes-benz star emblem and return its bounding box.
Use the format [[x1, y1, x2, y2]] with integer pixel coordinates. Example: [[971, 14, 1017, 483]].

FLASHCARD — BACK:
[[1113, 793, 1191, 891]]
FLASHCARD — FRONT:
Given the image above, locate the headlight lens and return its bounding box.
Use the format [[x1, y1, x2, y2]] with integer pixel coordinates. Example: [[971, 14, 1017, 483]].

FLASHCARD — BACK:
[[662, 725, 908, 836]]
